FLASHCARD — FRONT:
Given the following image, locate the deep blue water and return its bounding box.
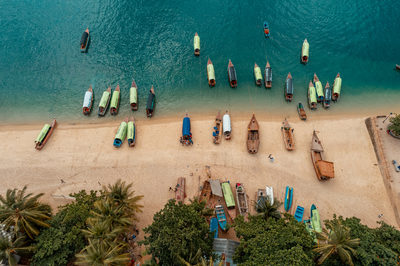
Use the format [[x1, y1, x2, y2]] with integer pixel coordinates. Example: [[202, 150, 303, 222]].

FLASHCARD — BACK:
[[1, 0, 400, 123]]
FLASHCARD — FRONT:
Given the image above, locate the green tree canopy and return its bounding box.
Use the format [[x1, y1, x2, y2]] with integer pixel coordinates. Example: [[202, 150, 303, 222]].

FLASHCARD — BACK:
[[388, 113, 400, 136]]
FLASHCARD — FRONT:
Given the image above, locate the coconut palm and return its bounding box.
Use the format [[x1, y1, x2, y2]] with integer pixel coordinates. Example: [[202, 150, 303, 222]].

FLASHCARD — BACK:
[[82, 219, 125, 243], [88, 199, 132, 232], [75, 239, 130, 266], [313, 219, 360, 265], [177, 252, 224, 266], [255, 197, 282, 220], [0, 235, 34, 266], [0, 186, 51, 239]]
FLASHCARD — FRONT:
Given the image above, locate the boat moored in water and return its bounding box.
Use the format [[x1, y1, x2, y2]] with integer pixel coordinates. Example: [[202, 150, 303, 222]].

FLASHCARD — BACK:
[[323, 82, 332, 109], [254, 63, 262, 86], [281, 119, 295, 151], [332, 73, 342, 101], [213, 111, 222, 144], [227, 59, 237, 88], [98, 86, 111, 116], [297, 102, 307, 120], [82, 86, 94, 115], [308, 81, 317, 110], [207, 58, 216, 87], [80, 28, 90, 53], [130, 80, 138, 111], [247, 114, 260, 154], [223, 111, 231, 140], [127, 117, 136, 147], [396, 64, 400, 71], [35, 119, 56, 150], [301, 39, 309, 64], [264, 61, 272, 88], [113, 118, 128, 148], [314, 73, 324, 103], [285, 73, 294, 102], [263, 21, 270, 37], [110, 84, 120, 115], [194, 32, 200, 56], [146, 86, 156, 118], [311, 130, 335, 181]]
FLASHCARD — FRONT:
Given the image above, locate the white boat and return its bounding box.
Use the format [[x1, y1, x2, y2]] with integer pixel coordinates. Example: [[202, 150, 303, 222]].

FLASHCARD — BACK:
[[265, 186, 274, 205], [222, 111, 231, 140]]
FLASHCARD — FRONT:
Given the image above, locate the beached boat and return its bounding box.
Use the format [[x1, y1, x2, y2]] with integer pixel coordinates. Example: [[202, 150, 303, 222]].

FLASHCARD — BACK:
[[281, 119, 295, 151], [127, 117, 136, 147], [110, 84, 120, 115], [247, 114, 260, 154], [207, 58, 216, 87], [221, 182, 236, 220], [396, 64, 400, 71], [82, 86, 94, 115], [265, 186, 274, 206], [297, 102, 307, 120], [294, 205, 304, 222], [227, 59, 237, 88], [215, 205, 228, 232], [199, 180, 212, 202], [264, 61, 272, 88], [263, 21, 270, 37], [314, 73, 324, 103], [80, 28, 89, 53], [210, 217, 218, 238], [301, 39, 309, 64], [146, 86, 156, 118], [284, 186, 293, 212], [311, 131, 335, 181], [223, 111, 231, 140], [332, 73, 342, 101], [235, 183, 249, 216], [285, 73, 294, 102], [194, 33, 200, 56], [130, 80, 138, 111], [180, 114, 193, 145], [254, 63, 262, 86], [323, 82, 332, 109], [308, 81, 317, 110], [35, 119, 56, 150], [98, 86, 111, 116], [311, 204, 322, 233], [392, 160, 400, 172], [175, 177, 186, 203], [113, 118, 128, 148], [213, 111, 222, 144]]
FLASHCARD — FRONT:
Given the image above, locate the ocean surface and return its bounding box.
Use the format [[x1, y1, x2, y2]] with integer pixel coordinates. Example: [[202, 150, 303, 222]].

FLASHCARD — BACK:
[[1, 0, 400, 123]]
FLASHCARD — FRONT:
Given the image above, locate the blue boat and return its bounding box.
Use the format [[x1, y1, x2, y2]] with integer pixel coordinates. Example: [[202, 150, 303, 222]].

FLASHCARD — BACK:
[[210, 217, 219, 239], [180, 114, 193, 145], [215, 205, 228, 232], [294, 206, 304, 222], [284, 186, 293, 212], [263, 21, 270, 37]]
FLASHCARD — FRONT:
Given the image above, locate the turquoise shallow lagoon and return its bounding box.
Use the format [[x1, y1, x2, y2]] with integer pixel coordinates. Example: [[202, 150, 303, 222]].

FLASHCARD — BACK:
[[1, 0, 400, 123]]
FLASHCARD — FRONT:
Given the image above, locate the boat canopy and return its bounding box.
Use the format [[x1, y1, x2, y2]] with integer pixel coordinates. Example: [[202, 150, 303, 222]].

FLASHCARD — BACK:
[[311, 209, 322, 233], [228, 67, 237, 81], [223, 114, 231, 133], [325, 87, 332, 101], [82, 91, 93, 108], [35, 124, 50, 143], [182, 116, 191, 137], [221, 182, 235, 208], [333, 77, 342, 94], [99, 91, 110, 108], [286, 78, 294, 95], [146, 92, 155, 111], [130, 86, 137, 104], [207, 64, 215, 80], [309, 86, 317, 103], [127, 121, 135, 140], [265, 67, 272, 81], [315, 81, 324, 99], [210, 179, 223, 197], [302, 40, 309, 57], [254, 66, 262, 81], [115, 121, 127, 140], [80, 32, 89, 46], [194, 35, 200, 51], [110, 91, 120, 109]]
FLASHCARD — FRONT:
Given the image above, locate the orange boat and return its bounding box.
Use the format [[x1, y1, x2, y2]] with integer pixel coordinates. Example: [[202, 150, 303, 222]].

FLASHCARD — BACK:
[[311, 131, 334, 181]]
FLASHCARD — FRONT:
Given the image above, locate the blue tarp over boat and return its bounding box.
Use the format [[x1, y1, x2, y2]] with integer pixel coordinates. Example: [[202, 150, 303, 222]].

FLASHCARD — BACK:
[[210, 217, 218, 239], [182, 116, 191, 137]]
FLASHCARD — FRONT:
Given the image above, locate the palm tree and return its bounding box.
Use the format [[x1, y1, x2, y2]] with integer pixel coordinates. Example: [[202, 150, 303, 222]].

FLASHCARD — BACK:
[[255, 197, 282, 220], [177, 252, 224, 266], [313, 219, 360, 265], [0, 186, 51, 239], [75, 239, 130, 266], [82, 219, 125, 243], [0, 235, 34, 266]]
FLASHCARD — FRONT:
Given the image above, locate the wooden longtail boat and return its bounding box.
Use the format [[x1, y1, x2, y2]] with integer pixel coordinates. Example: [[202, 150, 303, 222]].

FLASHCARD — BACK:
[[222, 111, 231, 140], [82, 86, 94, 115], [98, 86, 111, 116], [227, 59, 237, 88], [194, 32, 200, 56], [221, 182, 236, 220], [110, 84, 120, 115], [247, 114, 260, 154], [146, 86, 156, 118], [263, 21, 270, 37], [215, 205, 228, 232], [113, 118, 128, 148], [210, 217, 218, 238], [285, 73, 294, 102], [199, 180, 212, 203], [284, 186, 293, 212], [323, 82, 332, 109], [311, 131, 335, 181], [297, 102, 307, 120], [265, 186, 274, 206], [311, 204, 322, 233], [294, 206, 304, 222], [235, 183, 248, 216], [207, 58, 216, 87], [180, 114, 193, 145], [264, 61, 272, 88], [308, 81, 317, 110], [301, 39, 309, 64], [130, 80, 138, 111], [127, 117, 136, 147], [254, 63, 262, 86], [314, 73, 324, 103], [80, 28, 89, 53], [213, 111, 222, 144], [332, 73, 342, 101], [281, 119, 295, 151], [35, 119, 56, 150], [175, 177, 186, 203]]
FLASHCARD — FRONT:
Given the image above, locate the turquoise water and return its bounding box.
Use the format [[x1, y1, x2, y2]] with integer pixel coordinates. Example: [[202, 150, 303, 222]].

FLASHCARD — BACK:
[[1, 0, 400, 123]]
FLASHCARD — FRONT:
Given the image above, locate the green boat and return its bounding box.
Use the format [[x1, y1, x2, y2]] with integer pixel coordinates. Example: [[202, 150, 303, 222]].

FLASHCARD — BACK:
[[221, 181, 236, 220], [110, 84, 120, 115], [127, 118, 136, 147], [130, 80, 138, 111], [98, 86, 111, 116], [332, 73, 342, 101], [35, 119, 56, 150], [310, 204, 322, 233], [314, 73, 324, 103], [113, 118, 128, 148]]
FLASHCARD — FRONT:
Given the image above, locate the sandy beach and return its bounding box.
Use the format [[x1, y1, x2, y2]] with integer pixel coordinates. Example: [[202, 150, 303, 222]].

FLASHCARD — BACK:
[[0, 113, 398, 235]]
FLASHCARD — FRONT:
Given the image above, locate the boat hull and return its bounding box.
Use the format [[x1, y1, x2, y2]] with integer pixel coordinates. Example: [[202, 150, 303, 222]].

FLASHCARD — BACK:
[[35, 120, 57, 150], [284, 186, 293, 212], [98, 94, 111, 116]]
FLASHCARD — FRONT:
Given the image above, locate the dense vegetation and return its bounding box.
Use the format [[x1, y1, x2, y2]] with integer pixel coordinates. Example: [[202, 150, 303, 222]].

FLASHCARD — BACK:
[[388, 113, 400, 136]]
